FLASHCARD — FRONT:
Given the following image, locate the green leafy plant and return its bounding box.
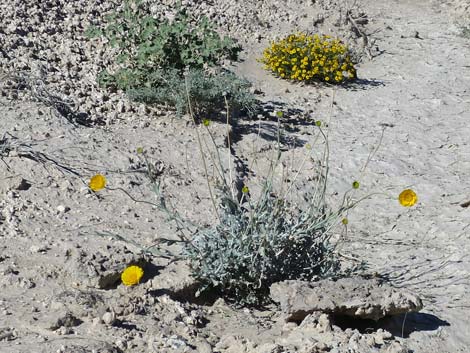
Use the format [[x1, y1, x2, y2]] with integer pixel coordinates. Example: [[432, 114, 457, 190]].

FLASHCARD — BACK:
[[87, 0, 252, 116], [88, 0, 240, 73]]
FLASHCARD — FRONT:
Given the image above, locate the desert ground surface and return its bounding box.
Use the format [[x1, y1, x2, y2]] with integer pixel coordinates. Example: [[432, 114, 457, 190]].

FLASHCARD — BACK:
[[1, 0, 469, 352]]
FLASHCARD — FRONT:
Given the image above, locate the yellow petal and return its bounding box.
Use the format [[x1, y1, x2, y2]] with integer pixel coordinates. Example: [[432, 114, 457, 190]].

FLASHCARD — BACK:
[[121, 265, 144, 286], [399, 189, 418, 207], [89, 174, 106, 191]]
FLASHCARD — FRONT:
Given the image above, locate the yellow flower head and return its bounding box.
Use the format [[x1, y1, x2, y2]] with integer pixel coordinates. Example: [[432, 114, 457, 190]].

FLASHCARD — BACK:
[[352, 181, 360, 189], [202, 118, 211, 127], [342, 218, 349, 225], [136, 147, 144, 154], [399, 189, 417, 207], [121, 265, 144, 286], [242, 185, 249, 194], [89, 174, 106, 191]]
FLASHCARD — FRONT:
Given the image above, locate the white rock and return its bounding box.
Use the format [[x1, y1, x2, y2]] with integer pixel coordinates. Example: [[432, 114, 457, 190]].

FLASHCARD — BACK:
[[56, 205, 70, 213], [102, 311, 116, 325]]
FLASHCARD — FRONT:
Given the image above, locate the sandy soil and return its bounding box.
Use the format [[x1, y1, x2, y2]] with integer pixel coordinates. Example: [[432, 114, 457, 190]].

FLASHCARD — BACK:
[[1, 0, 469, 352]]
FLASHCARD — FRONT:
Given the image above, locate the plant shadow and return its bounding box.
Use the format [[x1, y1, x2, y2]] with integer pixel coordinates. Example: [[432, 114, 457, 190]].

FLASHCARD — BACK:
[[332, 312, 450, 338], [341, 78, 386, 91], [230, 100, 315, 148], [380, 312, 450, 338]]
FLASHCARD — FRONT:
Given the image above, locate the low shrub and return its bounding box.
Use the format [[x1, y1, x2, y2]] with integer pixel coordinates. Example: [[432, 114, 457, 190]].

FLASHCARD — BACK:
[[183, 171, 345, 306], [90, 105, 418, 306], [120, 67, 256, 117], [152, 114, 366, 306], [87, 0, 254, 116], [260, 32, 357, 84]]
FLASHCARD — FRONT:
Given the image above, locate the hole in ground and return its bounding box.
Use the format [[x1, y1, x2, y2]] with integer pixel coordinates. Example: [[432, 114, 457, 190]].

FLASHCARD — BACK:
[[331, 314, 381, 334], [331, 312, 450, 337]]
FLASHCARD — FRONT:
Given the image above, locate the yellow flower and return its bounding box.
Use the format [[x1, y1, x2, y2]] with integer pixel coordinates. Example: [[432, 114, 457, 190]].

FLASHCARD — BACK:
[[399, 189, 418, 207], [121, 265, 144, 286], [242, 185, 249, 194], [342, 218, 349, 225], [202, 118, 211, 127], [136, 147, 144, 154], [89, 174, 106, 191], [352, 181, 360, 189], [261, 33, 355, 85]]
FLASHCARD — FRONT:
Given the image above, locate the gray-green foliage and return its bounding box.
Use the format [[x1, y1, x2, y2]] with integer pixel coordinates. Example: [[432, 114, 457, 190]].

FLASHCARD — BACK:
[[175, 122, 356, 306], [87, 0, 254, 116], [184, 177, 341, 306], [123, 68, 256, 117], [461, 25, 470, 38], [143, 117, 365, 306]]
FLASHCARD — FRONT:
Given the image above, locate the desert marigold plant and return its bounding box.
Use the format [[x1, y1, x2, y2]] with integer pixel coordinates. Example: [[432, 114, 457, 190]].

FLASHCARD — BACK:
[[260, 33, 357, 84]]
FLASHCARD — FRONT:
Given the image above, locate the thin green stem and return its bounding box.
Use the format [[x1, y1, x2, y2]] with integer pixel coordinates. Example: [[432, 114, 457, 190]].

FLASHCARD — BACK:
[[185, 75, 220, 222]]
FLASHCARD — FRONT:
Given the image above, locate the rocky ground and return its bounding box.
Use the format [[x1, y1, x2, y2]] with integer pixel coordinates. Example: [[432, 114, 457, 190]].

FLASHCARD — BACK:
[[1, 0, 469, 352]]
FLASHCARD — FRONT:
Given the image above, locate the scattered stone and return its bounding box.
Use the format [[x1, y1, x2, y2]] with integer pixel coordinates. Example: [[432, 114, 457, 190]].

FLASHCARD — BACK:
[[150, 260, 199, 300], [255, 343, 284, 353], [0, 176, 31, 192], [102, 311, 116, 326], [165, 335, 190, 350], [115, 339, 127, 350], [375, 328, 392, 343], [29, 244, 48, 253], [194, 339, 213, 353], [56, 205, 70, 213], [49, 312, 82, 331], [270, 277, 423, 322], [0, 327, 17, 342], [278, 312, 408, 353]]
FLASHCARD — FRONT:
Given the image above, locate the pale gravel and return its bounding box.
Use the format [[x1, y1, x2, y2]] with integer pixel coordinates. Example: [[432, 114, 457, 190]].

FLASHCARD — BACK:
[[1, 0, 470, 352]]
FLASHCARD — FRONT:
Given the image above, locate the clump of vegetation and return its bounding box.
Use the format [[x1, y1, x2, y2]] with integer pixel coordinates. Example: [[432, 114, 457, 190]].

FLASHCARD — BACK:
[[151, 111, 367, 305], [119, 67, 256, 117], [89, 104, 418, 305], [86, 0, 255, 116], [461, 25, 470, 38], [260, 32, 357, 84], [183, 167, 345, 305]]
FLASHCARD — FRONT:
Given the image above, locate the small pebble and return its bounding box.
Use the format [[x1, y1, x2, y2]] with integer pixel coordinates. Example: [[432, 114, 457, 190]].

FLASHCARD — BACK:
[[56, 205, 70, 213], [102, 311, 116, 325]]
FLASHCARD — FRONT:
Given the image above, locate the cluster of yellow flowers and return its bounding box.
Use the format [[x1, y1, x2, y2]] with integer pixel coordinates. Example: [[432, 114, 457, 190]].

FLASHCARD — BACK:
[[260, 33, 356, 84]]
